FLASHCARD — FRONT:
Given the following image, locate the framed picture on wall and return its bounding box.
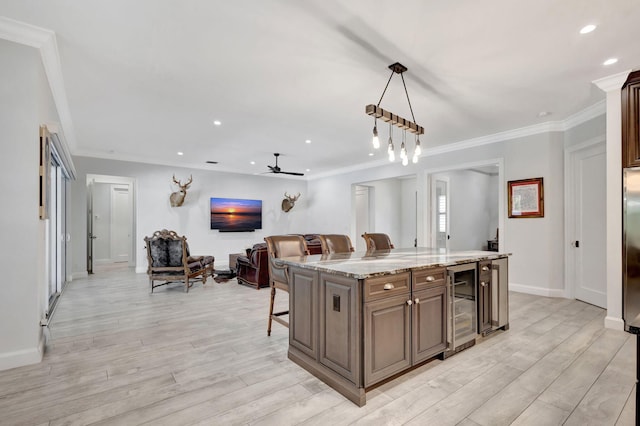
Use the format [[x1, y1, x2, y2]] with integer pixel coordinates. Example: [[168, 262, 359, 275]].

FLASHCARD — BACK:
[[508, 177, 544, 218]]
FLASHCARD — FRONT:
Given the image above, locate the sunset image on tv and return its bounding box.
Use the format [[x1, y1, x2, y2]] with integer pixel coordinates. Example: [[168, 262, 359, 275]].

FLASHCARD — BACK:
[[210, 198, 262, 231]]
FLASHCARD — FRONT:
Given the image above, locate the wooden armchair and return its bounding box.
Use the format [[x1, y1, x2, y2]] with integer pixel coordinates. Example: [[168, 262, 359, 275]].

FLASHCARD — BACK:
[[144, 229, 214, 293]]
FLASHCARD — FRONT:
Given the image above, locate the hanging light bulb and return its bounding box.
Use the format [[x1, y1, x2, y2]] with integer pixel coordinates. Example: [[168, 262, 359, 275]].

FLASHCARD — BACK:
[[400, 130, 407, 161], [402, 156, 409, 166], [414, 136, 422, 156], [387, 123, 395, 162], [372, 120, 380, 149], [412, 153, 418, 164]]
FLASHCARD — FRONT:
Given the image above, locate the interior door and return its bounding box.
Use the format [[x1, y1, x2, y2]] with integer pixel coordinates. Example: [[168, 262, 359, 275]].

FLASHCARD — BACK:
[[111, 185, 131, 262], [432, 176, 450, 250], [87, 178, 95, 274], [571, 143, 606, 308]]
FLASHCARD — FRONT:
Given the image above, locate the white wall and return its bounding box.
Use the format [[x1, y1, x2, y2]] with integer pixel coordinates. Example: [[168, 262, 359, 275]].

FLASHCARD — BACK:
[[442, 169, 496, 251], [70, 156, 310, 273], [0, 40, 61, 370]]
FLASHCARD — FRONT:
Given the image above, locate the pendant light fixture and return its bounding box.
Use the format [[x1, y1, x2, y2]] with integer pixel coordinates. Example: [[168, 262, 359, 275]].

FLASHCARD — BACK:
[[366, 62, 424, 165]]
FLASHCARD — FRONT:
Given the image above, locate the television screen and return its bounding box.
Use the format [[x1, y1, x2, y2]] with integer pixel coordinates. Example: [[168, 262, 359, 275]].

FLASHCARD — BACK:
[[210, 197, 262, 231]]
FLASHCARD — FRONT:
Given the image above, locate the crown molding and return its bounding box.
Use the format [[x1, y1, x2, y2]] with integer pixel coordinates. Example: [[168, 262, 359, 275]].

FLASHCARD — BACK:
[[593, 70, 632, 92], [310, 101, 606, 180], [0, 17, 77, 154]]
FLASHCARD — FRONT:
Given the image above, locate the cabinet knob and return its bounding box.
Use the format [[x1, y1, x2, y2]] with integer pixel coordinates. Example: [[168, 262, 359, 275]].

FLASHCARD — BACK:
[[481, 266, 489, 272], [414, 298, 420, 304], [426, 276, 435, 282], [406, 300, 413, 305], [481, 281, 487, 287], [383, 283, 395, 290]]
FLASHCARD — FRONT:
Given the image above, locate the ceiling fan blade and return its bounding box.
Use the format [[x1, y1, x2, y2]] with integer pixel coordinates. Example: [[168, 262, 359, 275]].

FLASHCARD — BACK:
[[279, 171, 305, 176]]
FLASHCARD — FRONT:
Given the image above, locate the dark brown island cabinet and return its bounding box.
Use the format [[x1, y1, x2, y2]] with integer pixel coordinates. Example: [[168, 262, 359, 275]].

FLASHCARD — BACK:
[[280, 248, 509, 406], [622, 70, 640, 168]]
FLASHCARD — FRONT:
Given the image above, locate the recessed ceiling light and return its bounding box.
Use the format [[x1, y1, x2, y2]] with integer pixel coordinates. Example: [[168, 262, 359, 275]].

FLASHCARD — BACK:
[[603, 58, 618, 66], [305, 139, 312, 144], [177, 152, 184, 156], [579, 24, 596, 34], [369, 153, 374, 156], [306, 169, 311, 172], [250, 161, 255, 165], [213, 120, 222, 126]]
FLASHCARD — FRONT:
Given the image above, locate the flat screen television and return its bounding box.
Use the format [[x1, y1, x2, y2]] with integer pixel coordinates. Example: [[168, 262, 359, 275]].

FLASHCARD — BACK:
[[210, 197, 262, 232]]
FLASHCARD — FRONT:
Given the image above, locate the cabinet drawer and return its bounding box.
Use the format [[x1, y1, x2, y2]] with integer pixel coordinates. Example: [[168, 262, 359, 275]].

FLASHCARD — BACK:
[[412, 267, 446, 291], [364, 272, 410, 302]]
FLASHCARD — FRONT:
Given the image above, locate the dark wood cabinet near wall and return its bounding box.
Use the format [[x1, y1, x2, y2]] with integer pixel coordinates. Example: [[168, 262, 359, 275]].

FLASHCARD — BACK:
[[622, 70, 640, 168]]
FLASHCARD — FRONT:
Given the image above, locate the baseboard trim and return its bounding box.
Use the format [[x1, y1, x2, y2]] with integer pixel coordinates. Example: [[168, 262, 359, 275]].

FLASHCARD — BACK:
[[72, 271, 88, 279], [509, 282, 565, 298], [604, 316, 624, 330], [0, 335, 44, 371]]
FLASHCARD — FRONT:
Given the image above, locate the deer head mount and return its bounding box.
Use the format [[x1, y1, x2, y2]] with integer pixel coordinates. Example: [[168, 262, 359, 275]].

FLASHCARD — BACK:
[[170, 174, 192, 207], [281, 192, 300, 213]]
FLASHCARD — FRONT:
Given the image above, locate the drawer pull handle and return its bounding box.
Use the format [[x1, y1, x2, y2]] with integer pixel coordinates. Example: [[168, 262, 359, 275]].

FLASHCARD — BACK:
[[383, 283, 395, 290], [414, 298, 420, 304], [481, 281, 487, 287], [406, 300, 413, 305], [426, 276, 435, 282], [481, 266, 489, 272]]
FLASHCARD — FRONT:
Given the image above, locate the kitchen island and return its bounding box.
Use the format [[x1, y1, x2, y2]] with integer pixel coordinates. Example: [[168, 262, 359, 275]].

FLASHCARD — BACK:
[[278, 247, 509, 406]]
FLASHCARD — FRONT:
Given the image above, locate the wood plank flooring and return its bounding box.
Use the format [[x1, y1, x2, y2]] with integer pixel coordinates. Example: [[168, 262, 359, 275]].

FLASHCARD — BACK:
[[0, 269, 635, 425]]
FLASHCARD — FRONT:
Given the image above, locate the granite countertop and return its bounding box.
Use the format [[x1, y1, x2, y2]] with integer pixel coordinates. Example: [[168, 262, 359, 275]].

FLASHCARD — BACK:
[[277, 247, 510, 279]]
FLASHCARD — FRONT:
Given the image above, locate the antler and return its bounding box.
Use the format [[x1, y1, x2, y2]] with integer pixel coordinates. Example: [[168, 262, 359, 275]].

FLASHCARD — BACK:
[[173, 174, 193, 189], [284, 192, 301, 201], [183, 175, 193, 189]]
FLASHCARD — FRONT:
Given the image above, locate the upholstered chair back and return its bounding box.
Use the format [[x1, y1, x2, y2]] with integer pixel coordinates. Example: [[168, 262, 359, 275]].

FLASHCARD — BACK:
[[318, 234, 355, 255], [361, 232, 395, 251]]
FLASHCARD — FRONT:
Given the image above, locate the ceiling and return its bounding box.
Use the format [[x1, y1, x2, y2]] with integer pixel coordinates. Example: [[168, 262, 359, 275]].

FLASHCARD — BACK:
[[1, 1, 639, 178]]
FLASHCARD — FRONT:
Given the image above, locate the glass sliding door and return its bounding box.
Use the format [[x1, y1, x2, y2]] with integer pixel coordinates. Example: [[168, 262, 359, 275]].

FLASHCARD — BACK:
[[47, 143, 69, 316]]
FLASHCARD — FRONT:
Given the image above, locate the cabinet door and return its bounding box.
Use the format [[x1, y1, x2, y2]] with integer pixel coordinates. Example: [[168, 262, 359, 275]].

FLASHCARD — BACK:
[[623, 71, 640, 168], [478, 277, 492, 333], [289, 267, 318, 359], [319, 273, 360, 384], [491, 257, 509, 329], [412, 286, 447, 364], [364, 294, 411, 386]]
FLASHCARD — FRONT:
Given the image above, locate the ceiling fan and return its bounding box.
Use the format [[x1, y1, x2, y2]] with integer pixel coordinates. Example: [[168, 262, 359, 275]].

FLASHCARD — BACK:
[[267, 153, 304, 176]]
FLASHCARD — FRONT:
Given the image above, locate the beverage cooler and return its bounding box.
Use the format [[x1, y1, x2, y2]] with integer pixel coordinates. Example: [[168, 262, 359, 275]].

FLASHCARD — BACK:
[[448, 263, 477, 351]]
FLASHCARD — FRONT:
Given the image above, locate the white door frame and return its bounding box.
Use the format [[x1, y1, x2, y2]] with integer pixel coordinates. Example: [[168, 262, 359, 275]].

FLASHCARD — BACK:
[[424, 158, 505, 252], [87, 174, 136, 270], [431, 175, 450, 249], [564, 136, 606, 300]]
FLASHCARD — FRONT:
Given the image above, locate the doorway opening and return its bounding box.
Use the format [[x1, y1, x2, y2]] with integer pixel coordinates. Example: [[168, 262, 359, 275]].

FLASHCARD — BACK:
[[425, 159, 503, 252], [353, 175, 417, 251], [87, 175, 136, 274]]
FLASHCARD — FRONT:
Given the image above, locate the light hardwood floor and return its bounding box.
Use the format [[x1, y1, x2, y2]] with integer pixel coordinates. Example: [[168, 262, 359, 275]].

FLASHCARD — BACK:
[[0, 269, 636, 425]]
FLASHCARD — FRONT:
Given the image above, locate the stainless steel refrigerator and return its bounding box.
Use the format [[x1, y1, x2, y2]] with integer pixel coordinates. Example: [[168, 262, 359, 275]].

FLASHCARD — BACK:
[[623, 168, 640, 332]]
